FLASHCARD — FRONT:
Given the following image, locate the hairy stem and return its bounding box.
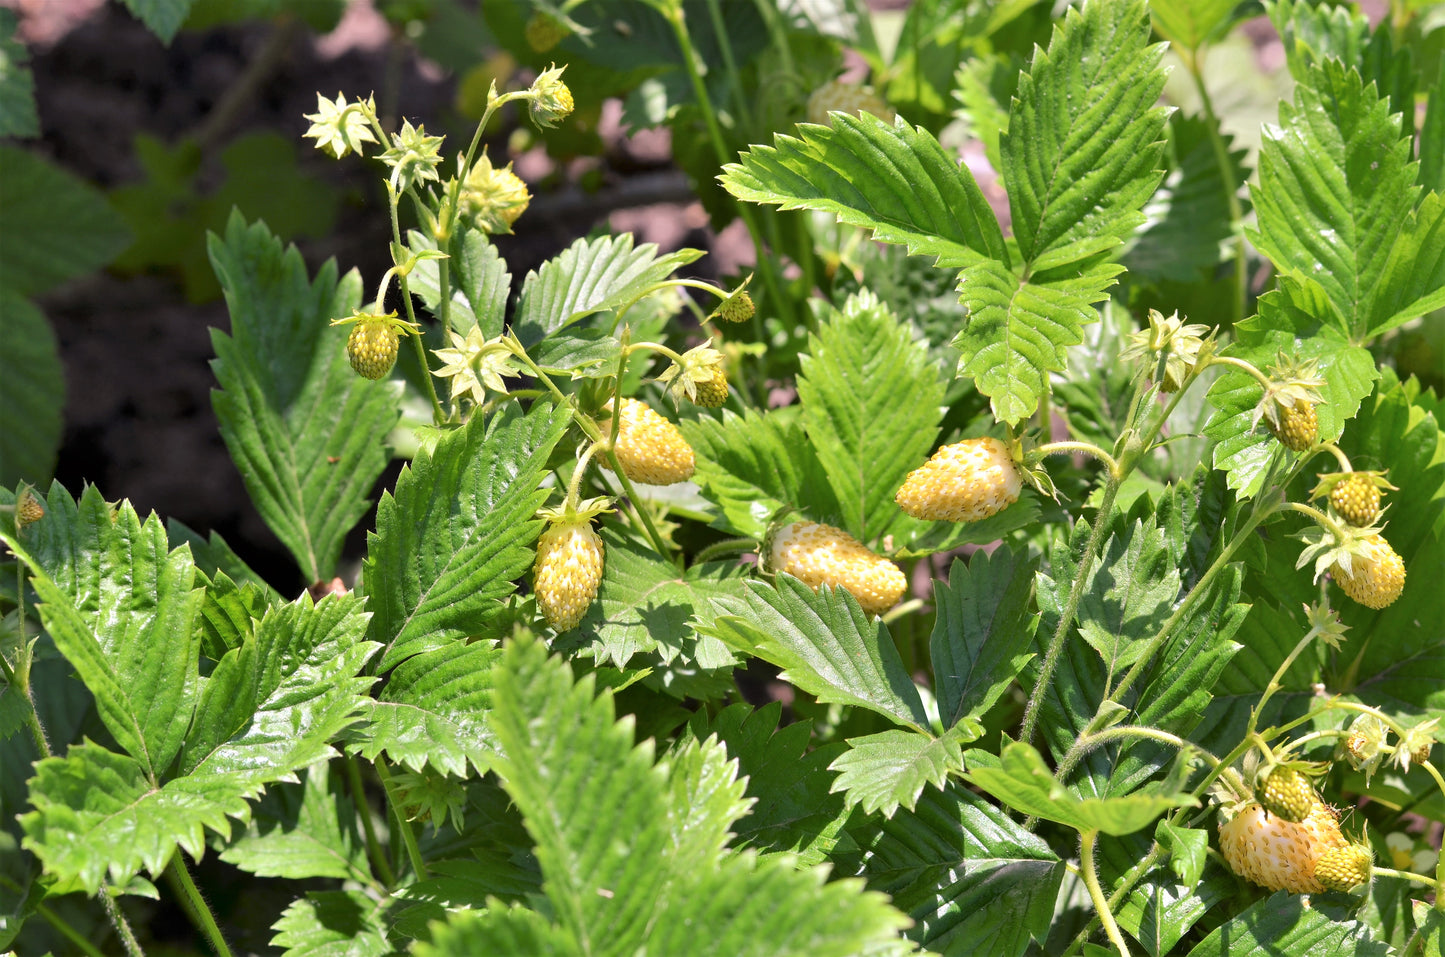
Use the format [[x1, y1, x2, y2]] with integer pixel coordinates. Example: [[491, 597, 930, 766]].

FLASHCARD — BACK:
[[374, 759, 428, 881], [1079, 830, 1130, 957], [169, 858, 233, 957], [344, 756, 395, 887]]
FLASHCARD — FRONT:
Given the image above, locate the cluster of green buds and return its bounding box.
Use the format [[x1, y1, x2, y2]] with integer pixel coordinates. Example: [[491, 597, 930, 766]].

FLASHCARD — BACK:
[[455, 150, 531, 234], [1120, 308, 1214, 392]]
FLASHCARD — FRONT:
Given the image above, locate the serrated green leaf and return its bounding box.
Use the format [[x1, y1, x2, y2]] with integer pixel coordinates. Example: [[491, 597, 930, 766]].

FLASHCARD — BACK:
[[117, 0, 194, 42], [1124, 111, 1251, 283], [179, 593, 376, 788], [1204, 287, 1379, 496], [1156, 822, 1209, 888], [1000, 0, 1169, 272], [1366, 190, 1445, 338], [489, 637, 910, 956], [1184, 890, 1391, 956], [407, 227, 511, 338], [510, 234, 703, 347], [219, 762, 368, 881], [415, 905, 573, 956], [0, 147, 131, 297], [350, 641, 501, 777], [930, 547, 1037, 730], [1248, 58, 1418, 339], [796, 290, 946, 541], [0, 11, 37, 138], [838, 779, 1064, 957], [363, 402, 567, 671], [829, 726, 972, 818], [1076, 519, 1181, 676], [683, 407, 841, 538], [560, 527, 746, 672], [707, 577, 929, 729], [2, 488, 202, 777], [0, 292, 62, 486], [954, 53, 1014, 173], [193, 570, 270, 660], [1150, 0, 1239, 52], [19, 742, 252, 896], [530, 328, 623, 378], [686, 702, 848, 865], [166, 518, 280, 602], [270, 889, 389, 957], [720, 111, 1008, 269], [964, 742, 1197, 835], [1271, 0, 1368, 84], [208, 212, 402, 582], [1422, 63, 1445, 194], [953, 257, 1117, 426], [1110, 841, 1233, 957]]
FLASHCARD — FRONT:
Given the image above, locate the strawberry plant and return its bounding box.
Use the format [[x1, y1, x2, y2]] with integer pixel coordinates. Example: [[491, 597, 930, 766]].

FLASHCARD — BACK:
[[3, 0, 1445, 955]]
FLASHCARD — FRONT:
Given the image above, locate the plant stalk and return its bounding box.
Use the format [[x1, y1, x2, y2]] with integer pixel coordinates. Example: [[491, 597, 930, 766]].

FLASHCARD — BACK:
[[374, 758, 428, 881], [169, 858, 233, 957], [1079, 829, 1130, 957]]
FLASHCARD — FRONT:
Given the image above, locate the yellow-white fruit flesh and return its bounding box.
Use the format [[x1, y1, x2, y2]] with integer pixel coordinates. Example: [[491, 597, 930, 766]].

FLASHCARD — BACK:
[[770, 521, 907, 617], [1332, 534, 1406, 610], [600, 398, 695, 485], [1219, 802, 1346, 893], [895, 437, 1023, 523], [534, 521, 604, 631]]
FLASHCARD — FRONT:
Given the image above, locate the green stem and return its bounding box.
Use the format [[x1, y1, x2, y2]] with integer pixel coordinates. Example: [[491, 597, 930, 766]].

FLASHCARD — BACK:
[[7, 532, 51, 759], [37, 901, 109, 957], [1373, 867, 1441, 889], [662, 3, 796, 333], [1020, 475, 1121, 746], [1188, 52, 1248, 325], [100, 890, 144, 957], [691, 537, 756, 564], [386, 188, 444, 423], [1079, 830, 1130, 957], [169, 858, 233, 957], [604, 448, 675, 559], [1079, 725, 1221, 768], [1209, 355, 1275, 392], [1030, 441, 1120, 474], [375, 759, 428, 881], [1249, 621, 1334, 738], [344, 756, 395, 887]]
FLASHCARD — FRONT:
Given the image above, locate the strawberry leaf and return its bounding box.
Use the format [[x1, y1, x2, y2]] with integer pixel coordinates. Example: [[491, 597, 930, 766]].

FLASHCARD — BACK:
[[407, 227, 511, 337], [4, 486, 203, 778], [1248, 58, 1420, 340], [209, 212, 402, 582], [1150, 0, 1240, 52], [720, 111, 1007, 269], [364, 400, 568, 672], [796, 290, 946, 543], [1183, 890, 1391, 956], [828, 726, 973, 818], [1000, 0, 1169, 274], [0, 292, 62, 487], [270, 889, 390, 957], [349, 641, 502, 777], [510, 234, 703, 347], [930, 547, 1038, 731], [963, 742, 1197, 835], [219, 762, 369, 882], [683, 407, 842, 538], [706, 576, 930, 730], [952, 258, 1118, 426], [836, 779, 1064, 957]]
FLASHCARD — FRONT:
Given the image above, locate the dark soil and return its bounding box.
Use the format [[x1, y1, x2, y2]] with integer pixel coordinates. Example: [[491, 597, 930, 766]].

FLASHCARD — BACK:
[[19, 1, 718, 591]]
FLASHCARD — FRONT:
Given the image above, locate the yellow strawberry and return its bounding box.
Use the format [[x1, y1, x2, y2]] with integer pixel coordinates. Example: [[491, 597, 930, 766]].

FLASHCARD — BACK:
[[769, 521, 907, 617]]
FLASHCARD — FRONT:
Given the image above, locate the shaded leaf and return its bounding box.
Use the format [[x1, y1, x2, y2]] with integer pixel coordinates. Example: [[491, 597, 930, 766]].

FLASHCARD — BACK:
[[209, 212, 401, 581], [219, 762, 369, 882], [0, 10, 37, 138], [270, 889, 389, 957], [117, 0, 194, 43], [1183, 890, 1390, 956], [0, 292, 63, 486], [706, 577, 929, 729]]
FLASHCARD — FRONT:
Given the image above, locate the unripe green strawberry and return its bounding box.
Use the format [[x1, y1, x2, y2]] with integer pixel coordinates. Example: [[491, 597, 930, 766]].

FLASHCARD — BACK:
[[599, 398, 696, 485], [691, 365, 728, 408], [347, 319, 399, 379], [15, 489, 44, 527], [525, 12, 570, 52], [805, 80, 896, 126], [1219, 801, 1347, 893], [770, 520, 907, 617], [713, 290, 754, 323], [1329, 474, 1381, 527], [1257, 767, 1317, 824], [533, 516, 605, 631], [1314, 844, 1373, 892], [1331, 533, 1405, 610], [895, 437, 1023, 523], [1270, 398, 1318, 451]]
